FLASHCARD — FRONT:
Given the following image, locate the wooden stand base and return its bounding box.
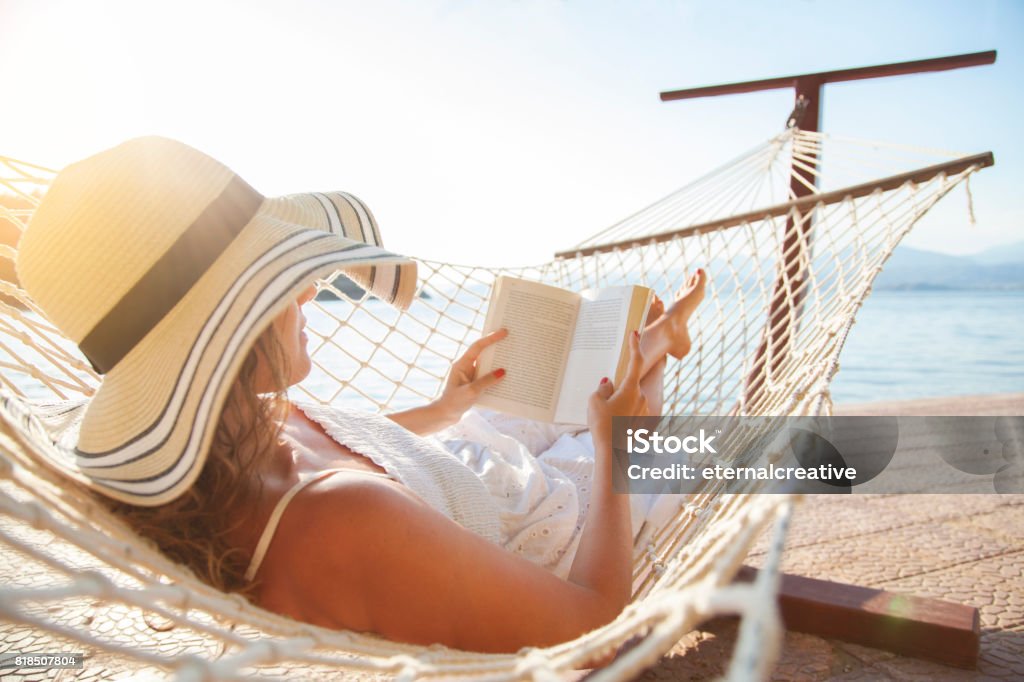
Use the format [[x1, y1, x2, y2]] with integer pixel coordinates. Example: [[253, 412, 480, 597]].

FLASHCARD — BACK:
[[735, 565, 980, 669]]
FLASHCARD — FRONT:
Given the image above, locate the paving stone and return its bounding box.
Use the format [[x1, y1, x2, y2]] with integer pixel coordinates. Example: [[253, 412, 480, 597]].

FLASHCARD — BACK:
[[952, 505, 1024, 544], [782, 525, 1008, 586], [768, 631, 835, 681], [747, 494, 1022, 562], [833, 640, 899, 667], [637, 620, 732, 680]]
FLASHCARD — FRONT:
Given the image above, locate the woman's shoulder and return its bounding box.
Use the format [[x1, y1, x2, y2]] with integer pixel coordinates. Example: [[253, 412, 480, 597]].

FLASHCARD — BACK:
[[256, 473, 428, 628], [282, 471, 427, 542]]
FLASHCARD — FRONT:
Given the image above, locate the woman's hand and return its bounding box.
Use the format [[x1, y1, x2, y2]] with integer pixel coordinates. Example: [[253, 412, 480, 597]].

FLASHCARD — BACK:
[[587, 331, 649, 441], [435, 328, 509, 422], [388, 329, 508, 435]]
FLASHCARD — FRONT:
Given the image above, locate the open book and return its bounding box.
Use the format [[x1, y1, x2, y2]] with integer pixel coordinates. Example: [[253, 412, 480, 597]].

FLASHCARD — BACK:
[[475, 276, 653, 425]]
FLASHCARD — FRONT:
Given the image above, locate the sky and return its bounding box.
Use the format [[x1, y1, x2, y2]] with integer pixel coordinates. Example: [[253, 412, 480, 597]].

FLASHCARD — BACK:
[[1, 0, 1021, 267]]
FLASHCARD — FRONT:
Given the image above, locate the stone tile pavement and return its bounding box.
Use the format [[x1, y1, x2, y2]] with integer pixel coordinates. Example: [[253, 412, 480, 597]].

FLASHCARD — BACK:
[[637, 493, 1023, 681], [635, 394, 1024, 681]]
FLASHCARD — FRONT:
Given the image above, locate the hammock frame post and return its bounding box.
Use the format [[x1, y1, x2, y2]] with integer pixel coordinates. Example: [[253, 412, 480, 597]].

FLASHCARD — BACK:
[[659, 49, 997, 406], [642, 51, 996, 671], [746, 75, 823, 403]]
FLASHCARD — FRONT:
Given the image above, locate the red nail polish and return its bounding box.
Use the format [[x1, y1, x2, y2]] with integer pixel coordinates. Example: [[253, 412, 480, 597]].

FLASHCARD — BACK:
[[633, 330, 640, 339], [600, 377, 608, 384], [495, 368, 506, 378]]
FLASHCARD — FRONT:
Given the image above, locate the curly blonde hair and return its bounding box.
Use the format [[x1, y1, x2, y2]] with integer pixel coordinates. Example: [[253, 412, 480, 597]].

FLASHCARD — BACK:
[[101, 327, 292, 597]]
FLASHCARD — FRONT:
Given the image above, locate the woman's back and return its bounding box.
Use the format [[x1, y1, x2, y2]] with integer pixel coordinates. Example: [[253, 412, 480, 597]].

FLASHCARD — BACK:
[[247, 462, 622, 652]]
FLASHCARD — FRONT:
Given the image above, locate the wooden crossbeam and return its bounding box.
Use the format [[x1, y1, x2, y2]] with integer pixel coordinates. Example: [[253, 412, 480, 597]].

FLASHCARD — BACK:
[[659, 51, 997, 102]]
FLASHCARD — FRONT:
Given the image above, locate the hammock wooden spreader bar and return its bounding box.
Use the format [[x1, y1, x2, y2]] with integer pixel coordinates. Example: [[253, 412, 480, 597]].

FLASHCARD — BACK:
[[556, 151, 994, 259]]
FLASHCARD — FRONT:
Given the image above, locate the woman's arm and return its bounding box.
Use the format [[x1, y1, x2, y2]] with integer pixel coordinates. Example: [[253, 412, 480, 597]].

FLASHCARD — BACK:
[[384, 401, 462, 436], [569, 331, 649, 613], [387, 329, 508, 435]]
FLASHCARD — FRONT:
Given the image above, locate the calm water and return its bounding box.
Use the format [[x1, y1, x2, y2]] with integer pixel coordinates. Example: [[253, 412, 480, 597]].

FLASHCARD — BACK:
[[5, 291, 1022, 408], [299, 289, 1023, 409], [829, 290, 1024, 404]]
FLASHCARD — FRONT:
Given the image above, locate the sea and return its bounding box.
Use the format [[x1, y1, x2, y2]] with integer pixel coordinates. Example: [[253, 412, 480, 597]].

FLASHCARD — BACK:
[[4, 290, 1022, 408], [304, 288, 1024, 408], [827, 289, 1024, 404]]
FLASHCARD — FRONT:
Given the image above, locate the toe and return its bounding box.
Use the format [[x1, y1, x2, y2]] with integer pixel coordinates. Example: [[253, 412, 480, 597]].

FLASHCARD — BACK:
[[649, 295, 665, 319], [682, 268, 705, 292]]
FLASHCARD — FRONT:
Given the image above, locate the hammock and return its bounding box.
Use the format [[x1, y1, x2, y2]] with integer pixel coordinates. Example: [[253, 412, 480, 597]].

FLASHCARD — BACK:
[[0, 128, 990, 680]]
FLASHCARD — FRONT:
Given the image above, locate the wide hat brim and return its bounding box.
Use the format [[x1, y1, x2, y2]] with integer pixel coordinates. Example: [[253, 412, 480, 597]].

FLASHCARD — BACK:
[[64, 192, 417, 506]]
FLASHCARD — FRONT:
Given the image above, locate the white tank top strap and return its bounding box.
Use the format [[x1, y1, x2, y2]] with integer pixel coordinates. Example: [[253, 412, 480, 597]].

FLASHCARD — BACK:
[[243, 468, 392, 582]]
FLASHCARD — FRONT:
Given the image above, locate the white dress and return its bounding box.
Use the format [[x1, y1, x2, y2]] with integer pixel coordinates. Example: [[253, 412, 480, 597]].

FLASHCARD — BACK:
[[296, 403, 667, 580]]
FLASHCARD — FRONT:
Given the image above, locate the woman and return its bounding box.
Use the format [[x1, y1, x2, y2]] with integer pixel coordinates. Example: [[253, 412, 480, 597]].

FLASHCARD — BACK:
[[17, 136, 705, 655]]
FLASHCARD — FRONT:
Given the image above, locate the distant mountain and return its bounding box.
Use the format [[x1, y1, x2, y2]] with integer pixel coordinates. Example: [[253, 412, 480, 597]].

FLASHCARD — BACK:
[[316, 274, 432, 301], [312, 240, 1024, 297], [872, 240, 1024, 290], [970, 240, 1024, 266]]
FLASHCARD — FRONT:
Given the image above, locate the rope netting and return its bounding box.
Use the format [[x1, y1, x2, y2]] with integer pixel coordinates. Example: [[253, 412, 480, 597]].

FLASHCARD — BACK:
[[0, 128, 988, 680]]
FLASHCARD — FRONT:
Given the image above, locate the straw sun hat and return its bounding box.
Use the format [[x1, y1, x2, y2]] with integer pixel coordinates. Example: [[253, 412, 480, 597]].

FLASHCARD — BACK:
[[17, 136, 417, 507]]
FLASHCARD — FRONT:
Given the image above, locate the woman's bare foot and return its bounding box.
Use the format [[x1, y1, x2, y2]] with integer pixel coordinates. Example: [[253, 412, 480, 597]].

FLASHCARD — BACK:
[[660, 269, 707, 359], [638, 269, 708, 374]]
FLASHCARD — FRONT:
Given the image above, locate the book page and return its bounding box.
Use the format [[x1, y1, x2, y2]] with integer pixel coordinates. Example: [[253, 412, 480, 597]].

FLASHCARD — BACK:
[[476, 276, 579, 421], [553, 286, 636, 425], [612, 285, 654, 383]]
